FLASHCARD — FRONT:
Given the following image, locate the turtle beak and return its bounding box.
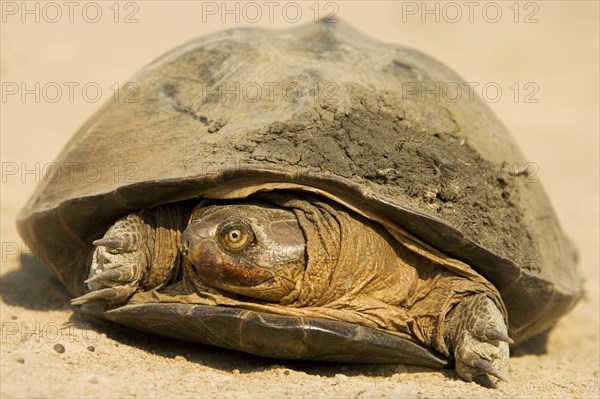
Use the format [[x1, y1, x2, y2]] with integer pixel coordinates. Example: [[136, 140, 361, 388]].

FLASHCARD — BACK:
[[181, 222, 236, 284], [180, 222, 215, 260]]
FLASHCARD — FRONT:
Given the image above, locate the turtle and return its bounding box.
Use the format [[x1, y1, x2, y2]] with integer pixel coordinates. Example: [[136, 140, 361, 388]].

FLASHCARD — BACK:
[[17, 20, 582, 386]]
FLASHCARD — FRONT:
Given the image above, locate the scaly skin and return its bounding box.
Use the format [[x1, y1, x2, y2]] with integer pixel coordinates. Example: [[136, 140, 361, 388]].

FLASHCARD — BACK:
[[72, 203, 511, 387], [71, 205, 189, 305], [444, 294, 512, 387]]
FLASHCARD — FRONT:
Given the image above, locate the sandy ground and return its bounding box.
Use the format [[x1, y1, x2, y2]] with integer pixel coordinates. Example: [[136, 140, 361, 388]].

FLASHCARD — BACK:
[[1, 1, 598, 398]]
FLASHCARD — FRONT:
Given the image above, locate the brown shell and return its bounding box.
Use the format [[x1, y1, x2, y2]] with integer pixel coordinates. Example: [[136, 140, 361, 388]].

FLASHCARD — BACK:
[[17, 21, 581, 345]]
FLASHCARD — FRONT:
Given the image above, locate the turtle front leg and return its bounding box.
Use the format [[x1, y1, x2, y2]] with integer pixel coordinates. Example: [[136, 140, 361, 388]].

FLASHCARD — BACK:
[[71, 213, 151, 305], [71, 205, 191, 305], [444, 294, 513, 387]]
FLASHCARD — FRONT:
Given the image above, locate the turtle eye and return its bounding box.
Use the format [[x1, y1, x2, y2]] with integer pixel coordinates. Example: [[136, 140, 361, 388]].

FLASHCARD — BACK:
[[220, 222, 254, 252]]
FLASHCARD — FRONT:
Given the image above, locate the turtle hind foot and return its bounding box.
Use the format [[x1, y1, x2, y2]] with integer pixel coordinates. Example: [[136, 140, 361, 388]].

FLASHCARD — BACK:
[[445, 294, 511, 386]]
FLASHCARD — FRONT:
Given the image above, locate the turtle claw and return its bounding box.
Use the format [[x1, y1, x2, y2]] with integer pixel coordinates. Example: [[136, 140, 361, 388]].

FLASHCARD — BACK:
[[471, 319, 514, 345], [93, 237, 121, 249], [453, 332, 509, 384], [471, 374, 497, 389], [461, 348, 506, 381], [93, 236, 133, 253], [76, 253, 144, 306], [71, 285, 136, 305], [85, 265, 137, 285], [483, 327, 514, 345]]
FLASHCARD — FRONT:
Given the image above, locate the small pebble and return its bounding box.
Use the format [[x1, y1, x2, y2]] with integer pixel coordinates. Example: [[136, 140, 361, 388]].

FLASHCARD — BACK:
[[15, 357, 24, 364], [88, 376, 99, 384], [10, 315, 17, 320], [284, 370, 290, 376], [53, 343, 65, 354], [232, 369, 240, 375], [86, 346, 95, 352], [335, 374, 348, 383], [208, 121, 224, 133]]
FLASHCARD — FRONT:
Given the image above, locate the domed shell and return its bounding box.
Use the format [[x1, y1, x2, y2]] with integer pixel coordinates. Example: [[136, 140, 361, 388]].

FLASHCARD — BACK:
[[17, 21, 581, 345]]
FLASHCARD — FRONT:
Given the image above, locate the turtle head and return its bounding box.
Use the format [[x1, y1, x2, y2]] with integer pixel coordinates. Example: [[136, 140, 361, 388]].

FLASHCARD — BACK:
[[181, 201, 306, 302]]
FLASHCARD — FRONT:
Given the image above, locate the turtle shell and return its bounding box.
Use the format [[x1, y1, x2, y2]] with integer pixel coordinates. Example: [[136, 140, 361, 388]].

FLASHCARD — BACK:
[[17, 21, 581, 347]]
